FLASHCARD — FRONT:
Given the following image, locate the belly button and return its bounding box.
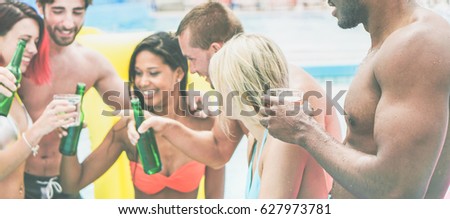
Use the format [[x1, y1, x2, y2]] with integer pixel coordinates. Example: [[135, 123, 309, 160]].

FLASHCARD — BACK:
[[19, 184, 24, 194]]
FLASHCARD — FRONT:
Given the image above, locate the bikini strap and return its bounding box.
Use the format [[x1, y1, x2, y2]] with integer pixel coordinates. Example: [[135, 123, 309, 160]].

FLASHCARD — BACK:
[[256, 129, 269, 161]]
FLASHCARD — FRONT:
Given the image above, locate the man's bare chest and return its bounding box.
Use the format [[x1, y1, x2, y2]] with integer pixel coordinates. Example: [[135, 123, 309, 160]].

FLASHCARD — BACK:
[[344, 59, 381, 138]]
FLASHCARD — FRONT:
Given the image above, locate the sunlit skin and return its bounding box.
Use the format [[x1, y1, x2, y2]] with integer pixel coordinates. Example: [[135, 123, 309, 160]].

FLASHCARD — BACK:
[[59, 48, 225, 199], [132, 2, 343, 198], [134, 51, 183, 114], [178, 28, 218, 82], [136, 5, 343, 198], [0, 18, 39, 73], [0, 14, 76, 198], [19, 0, 128, 193], [0, 18, 40, 199], [40, 0, 85, 47], [261, 0, 450, 198]]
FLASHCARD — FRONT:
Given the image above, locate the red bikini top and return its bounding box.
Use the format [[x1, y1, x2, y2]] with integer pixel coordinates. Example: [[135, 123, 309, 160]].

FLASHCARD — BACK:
[[129, 161, 205, 195]]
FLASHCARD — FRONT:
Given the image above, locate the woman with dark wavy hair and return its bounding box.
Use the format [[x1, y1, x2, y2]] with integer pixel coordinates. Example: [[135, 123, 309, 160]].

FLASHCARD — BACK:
[[59, 32, 225, 199]]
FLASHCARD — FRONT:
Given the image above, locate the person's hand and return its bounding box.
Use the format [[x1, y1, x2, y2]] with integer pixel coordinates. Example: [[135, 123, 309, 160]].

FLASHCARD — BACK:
[[187, 91, 213, 118], [127, 118, 139, 146], [127, 114, 175, 145], [0, 67, 17, 97], [259, 94, 316, 146], [56, 122, 88, 138], [113, 109, 139, 145], [126, 110, 167, 145], [33, 99, 78, 137]]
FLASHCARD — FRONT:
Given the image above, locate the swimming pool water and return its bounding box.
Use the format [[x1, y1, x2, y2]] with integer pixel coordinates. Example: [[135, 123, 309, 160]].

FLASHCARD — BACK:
[[83, 2, 370, 68]]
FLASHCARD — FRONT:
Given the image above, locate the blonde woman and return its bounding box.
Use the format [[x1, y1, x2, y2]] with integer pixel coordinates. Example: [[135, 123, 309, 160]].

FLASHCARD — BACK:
[[209, 33, 330, 198]]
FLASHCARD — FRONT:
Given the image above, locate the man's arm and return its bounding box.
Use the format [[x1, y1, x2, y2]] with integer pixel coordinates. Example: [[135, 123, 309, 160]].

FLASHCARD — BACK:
[[135, 116, 244, 169], [425, 128, 450, 198], [263, 27, 450, 198], [60, 119, 127, 194], [89, 51, 131, 110], [325, 30, 448, 198]]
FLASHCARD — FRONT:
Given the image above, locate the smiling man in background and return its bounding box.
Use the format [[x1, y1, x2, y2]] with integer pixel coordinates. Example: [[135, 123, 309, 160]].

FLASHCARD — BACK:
[[19, 0, 128, 199]]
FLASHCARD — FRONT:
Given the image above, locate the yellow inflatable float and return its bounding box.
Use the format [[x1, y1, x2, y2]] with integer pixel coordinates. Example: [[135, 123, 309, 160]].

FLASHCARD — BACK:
[[76, 27, 210, 199]]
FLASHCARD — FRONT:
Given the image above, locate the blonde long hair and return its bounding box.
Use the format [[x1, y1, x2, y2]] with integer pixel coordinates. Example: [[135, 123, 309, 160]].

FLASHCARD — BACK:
[[209, 33, 288, 135]]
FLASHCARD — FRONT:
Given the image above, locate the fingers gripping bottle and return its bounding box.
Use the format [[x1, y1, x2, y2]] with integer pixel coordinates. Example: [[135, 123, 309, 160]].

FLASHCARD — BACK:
[[0, 39, 26, 116], [131, 96, 162, 174], [59, 83, 86, 156]]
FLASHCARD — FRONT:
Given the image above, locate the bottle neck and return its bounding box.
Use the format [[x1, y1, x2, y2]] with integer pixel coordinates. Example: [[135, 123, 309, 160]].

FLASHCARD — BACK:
[[76, 83, 86, 122], [131, 98, 143, 116], [76, 88, 85, 95], [7, 40, 26, 71], [131, 97, 145, 128], [76, 83, 86, 95]]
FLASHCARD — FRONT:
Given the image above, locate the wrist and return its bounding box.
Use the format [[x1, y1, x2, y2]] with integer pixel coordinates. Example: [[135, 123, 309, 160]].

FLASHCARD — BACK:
[[22, 130, 40, 157], [24, 126, 43, 146], [294, 117, 318, 149], [301, 121, 331, 151]]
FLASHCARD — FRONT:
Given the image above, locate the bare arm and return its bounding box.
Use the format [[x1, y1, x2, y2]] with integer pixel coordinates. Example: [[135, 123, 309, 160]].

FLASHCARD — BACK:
[[135, 116, 244, 169], [264, 28, 450, 198], [89, 51, 130, 111], [133, 66, 326, 169], [425, 126, 450, 198], [204, 166, 225, 199], [0, 100, 76, 179], [59, 118, 128, 194]]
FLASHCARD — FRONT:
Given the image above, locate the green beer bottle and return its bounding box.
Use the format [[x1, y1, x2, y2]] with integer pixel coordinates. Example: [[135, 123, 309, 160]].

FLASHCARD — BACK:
[[59, 83, 86, 156], [131, 96, 162, 174], [0, 39, 26, 117]]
